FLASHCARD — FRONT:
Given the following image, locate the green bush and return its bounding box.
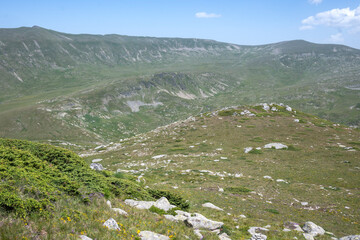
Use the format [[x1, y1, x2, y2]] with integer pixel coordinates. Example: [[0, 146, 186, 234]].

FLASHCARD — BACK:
[[0, 138, 153, 217]]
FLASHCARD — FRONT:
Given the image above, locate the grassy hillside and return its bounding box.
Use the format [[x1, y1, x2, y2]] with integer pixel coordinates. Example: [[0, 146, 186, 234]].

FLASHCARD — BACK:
[[83, 105, 360, 239], [0, 138, 193, 239], [0, 27, 359, 146]]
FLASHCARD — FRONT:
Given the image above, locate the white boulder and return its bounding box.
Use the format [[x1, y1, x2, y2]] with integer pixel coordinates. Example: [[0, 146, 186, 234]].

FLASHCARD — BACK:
[[125, 199, 155, 210], [184, 213, 224, 230], [103, 218, 120, 231], [79, 235, 92, 240], [264, 143, 288, 150], [112, 208, 128, 216], [139, 231, 170, 240], [154, 197, 176, 211], [244, 147, 253, 153], [202, 202, 224, 211], [90, 163, 104, 171], [302, 222, 325, 239]]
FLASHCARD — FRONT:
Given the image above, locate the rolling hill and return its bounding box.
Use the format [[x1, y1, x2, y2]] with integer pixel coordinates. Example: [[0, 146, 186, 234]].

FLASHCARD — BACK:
[[0, 26, 359, 146]]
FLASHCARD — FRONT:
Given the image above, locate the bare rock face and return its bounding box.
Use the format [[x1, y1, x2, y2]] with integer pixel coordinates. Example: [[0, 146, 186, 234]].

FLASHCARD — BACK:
[[139, 231, 170, 240], [103, 218, 120, 231]]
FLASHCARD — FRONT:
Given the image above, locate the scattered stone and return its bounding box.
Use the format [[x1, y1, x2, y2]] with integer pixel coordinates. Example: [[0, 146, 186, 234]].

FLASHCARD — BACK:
[[264, 143, 288, 150], [263, 176, 273, 180], [202, 202, 224, 211], [286, 106, 292, 111], [218, 187, 224, 192], [294, 119, 300, 123], [79, 235, 92, 240], [92, 158, 102, 163], [112, 208, 128, 216], [244, 147, 253, 153], [276, 179, 288, 183], [139, 231, 170, 240], [339, 236, 360, 240], [103, 218, 120, 231], [239, 214, 247, 218], [152, 154, 166, 159], [184, 213, 224, 230], [90, 163, 104, 171], [302, 222, 325, 239], [262, 103, 270, 111], [106, 200, 112, 208], [301, 202, 308, 206]]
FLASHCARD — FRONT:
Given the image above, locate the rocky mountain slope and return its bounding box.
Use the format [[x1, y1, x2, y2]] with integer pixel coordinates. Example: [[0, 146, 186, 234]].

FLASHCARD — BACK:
[[0, 27, 359, 146], [1, 105, 358, 239], [81, 104, 360, 239]]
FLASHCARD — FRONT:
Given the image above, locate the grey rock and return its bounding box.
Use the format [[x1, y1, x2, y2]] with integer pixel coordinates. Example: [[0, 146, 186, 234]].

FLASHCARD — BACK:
[[339, 236, 360, 240], [139, 231, 170, 240], [264, 143, 288, 149], [125, 199, 155, 209], [202, 202, 224, 211], [112, 208, 128, 216], [302, 221, 325, 237], [154, 197, 176, 211], [184, 213, 224, 230], [284, 221, 303, 232], [90, 163, 104, 171], [248, 227, 268, 240], [244, 147, 253, 153], [103, 218, 120, 231], [219, 232, 231, 240], [79, 235, 92, 240]]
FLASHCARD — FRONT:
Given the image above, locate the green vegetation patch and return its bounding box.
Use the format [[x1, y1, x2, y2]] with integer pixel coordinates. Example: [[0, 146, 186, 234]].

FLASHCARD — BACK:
[[225, 186, 252, 194], [0, 138, 157, 217]]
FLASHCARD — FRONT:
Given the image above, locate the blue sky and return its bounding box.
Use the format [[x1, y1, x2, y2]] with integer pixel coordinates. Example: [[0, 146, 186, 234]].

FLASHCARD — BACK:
[[1, 0, 360, 49]]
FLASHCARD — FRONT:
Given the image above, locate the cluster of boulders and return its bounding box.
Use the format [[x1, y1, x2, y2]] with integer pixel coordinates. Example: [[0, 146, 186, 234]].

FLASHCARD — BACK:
[[78, 196, 359, 240]]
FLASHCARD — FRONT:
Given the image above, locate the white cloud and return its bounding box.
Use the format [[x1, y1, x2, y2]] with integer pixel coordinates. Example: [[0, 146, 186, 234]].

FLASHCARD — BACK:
[[329, 33, 344, 43], [309, 0, 323, 5], [195, 12, 221, 18], [301, 5, 360, 32]]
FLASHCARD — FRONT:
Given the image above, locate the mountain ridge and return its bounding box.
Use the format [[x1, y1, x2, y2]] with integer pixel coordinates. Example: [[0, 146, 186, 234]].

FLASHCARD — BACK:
[[0, 26, 359, 145]]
